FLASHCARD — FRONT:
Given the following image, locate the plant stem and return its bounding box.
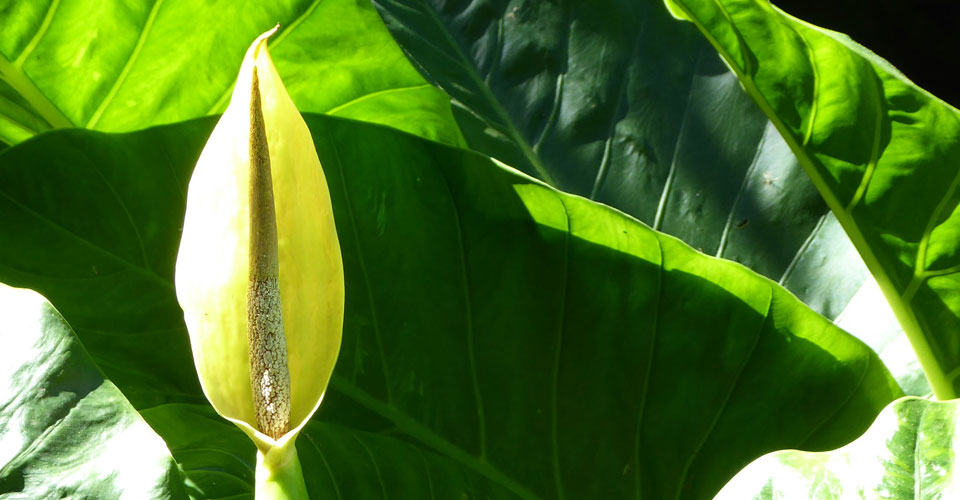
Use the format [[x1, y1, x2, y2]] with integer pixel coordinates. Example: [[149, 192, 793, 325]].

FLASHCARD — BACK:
[[255, 443, 309, 500]]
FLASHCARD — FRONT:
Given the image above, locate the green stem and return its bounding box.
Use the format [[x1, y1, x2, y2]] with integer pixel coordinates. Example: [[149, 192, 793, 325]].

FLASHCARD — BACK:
[[256, 442, 309, 500]]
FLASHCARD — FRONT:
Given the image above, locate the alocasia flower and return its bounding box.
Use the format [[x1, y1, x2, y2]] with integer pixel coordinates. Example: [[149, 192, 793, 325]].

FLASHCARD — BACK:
[[175, 25, 344, 500]]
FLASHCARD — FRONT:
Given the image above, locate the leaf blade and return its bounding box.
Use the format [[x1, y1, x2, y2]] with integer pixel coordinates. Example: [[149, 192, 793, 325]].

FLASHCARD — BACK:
[[0, 0, 463, 147], [0, 115, 902, 499], [369, 1, 909, 387], [0, 282, 189, 500], [666, 0, 960, 399]]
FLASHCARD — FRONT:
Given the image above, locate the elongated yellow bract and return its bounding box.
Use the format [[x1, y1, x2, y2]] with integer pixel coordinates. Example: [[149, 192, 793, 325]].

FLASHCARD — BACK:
[[175, 25, 344, 486]]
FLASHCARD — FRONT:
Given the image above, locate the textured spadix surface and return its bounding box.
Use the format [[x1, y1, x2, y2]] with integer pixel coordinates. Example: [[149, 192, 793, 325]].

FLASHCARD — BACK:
[[174, 27, 344, 448]]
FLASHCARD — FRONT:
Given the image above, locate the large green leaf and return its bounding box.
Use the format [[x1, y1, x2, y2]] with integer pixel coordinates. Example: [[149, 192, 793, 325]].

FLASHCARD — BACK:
[[370, 0, 873, 321], [0, 114, 900, 498], [665, 0, 960, 399], [0, 0, 463, 146], [0, 282, 188, 499], [370, 0, 932, 397], [716, 396, 959, 499]]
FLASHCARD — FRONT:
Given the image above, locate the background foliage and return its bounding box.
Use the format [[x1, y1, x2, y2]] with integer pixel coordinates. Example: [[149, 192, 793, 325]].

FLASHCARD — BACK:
[[1, 0, 957, 498]]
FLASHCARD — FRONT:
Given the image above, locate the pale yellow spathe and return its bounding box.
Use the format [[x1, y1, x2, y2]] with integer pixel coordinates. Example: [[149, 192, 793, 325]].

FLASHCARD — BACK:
[[175, 25, 344, 453]]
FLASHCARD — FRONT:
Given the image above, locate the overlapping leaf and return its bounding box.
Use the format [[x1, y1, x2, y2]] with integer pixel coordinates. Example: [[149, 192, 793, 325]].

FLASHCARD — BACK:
[[665, 0, 960, 398], [370, 0, 879, 326], [0, 0, 462, 145], [0, 114, 900, 499], [0, 283, 188, 499], [716, 396, 960, 499]]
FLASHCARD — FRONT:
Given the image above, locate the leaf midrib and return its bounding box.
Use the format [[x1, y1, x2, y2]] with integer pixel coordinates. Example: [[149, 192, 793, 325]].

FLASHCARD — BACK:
[[0, 52, 72, 131], [409, 0, 557, 186], [0, 0, 72, 137], [328, 377, 540, 500]]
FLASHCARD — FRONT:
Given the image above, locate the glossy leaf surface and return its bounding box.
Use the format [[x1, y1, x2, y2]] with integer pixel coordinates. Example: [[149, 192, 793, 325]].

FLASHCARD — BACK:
[[0, 0, 463, 146], [0, 115, 901, 499], [666, 0, 960, 398], [370, 0, 874, 323], [371, 0, 931, 395], [717, 396, 960, 499], [0, 282, 188, 499]]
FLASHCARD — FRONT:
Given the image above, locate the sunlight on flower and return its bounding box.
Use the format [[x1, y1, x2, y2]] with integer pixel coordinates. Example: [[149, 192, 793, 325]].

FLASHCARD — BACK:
[[174, 25, 344, 500]]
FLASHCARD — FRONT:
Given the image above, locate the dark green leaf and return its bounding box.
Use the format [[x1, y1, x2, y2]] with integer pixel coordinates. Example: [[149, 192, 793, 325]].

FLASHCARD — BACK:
[[665, 0, 960, 399], [143, 403, 529, 500], [0, 282, 188, 499], [0, 0, 463, 146], [368, 1, 910, 379], [716, 396, 959, 499], [0, 115, 900, 498], [0, 117, 214, 409]]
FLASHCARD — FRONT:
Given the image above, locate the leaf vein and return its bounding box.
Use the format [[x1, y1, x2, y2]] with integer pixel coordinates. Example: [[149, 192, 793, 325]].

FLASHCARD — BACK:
[[716, 132, 766, 258], [0, 187, 172, 289], [86, 0, 166, 128], [589, 24, 643, 200], [328, 377, 541, 499], [551, 194, 571, 500], [354, 434, 389, 499], [409, 0, 557, 185], [427, 145, 487, 459], [653, 49, 702, 230], [83, 154, 153, 271], [303, 430, 344, 500], [326, 129, 393, 403], [671, 291, 770, 500], [843, 70, 885, 213], [13, 0, 60, 67], [326, 84, 433, 115], [634, 235, 664, 500]]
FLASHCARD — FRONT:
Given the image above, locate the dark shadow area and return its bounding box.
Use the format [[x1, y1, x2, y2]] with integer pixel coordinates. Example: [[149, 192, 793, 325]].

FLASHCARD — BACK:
[[775, 0, 960, 108], [0, 117, 216, 410]]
